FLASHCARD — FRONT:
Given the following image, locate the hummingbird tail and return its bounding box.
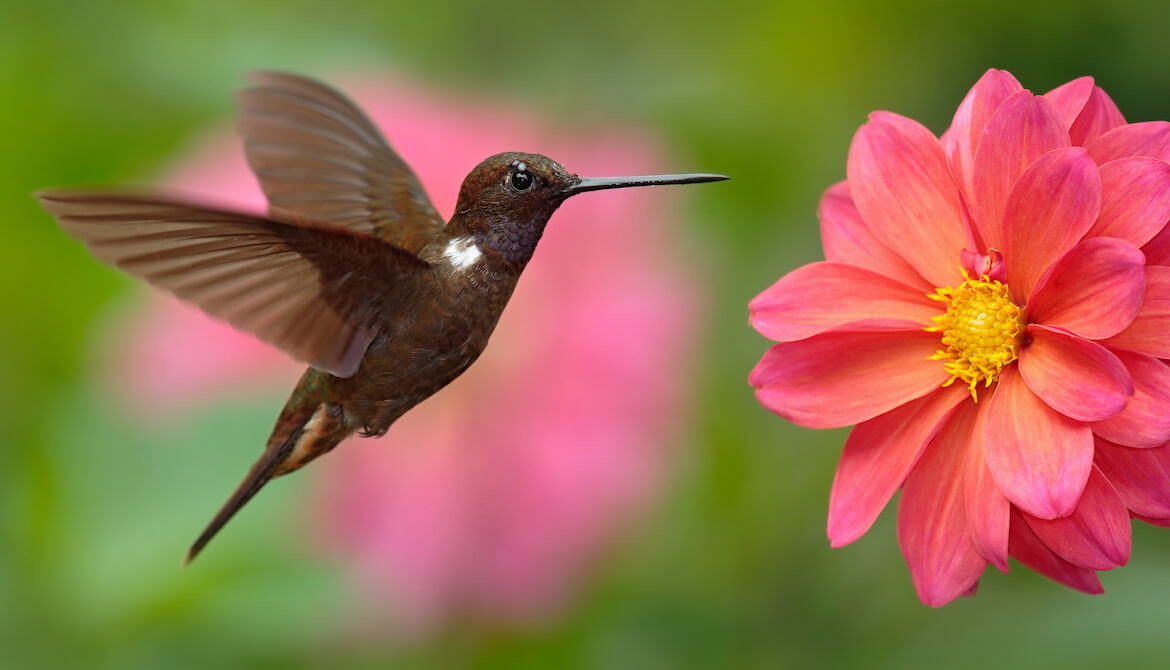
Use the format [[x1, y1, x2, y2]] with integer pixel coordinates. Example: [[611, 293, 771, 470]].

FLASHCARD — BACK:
[[184, 394, 351, 565], [183, 425, 304, 566]]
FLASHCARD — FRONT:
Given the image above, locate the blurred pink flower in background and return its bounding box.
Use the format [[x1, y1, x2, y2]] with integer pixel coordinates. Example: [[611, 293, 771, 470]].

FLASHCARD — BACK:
[[108, 72, 700, 635], [751, 69, 1170, 606]]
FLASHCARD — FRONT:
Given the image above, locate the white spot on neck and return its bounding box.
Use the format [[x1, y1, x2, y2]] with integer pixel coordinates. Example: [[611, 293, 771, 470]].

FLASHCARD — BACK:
[[443, 237, 483, 270]]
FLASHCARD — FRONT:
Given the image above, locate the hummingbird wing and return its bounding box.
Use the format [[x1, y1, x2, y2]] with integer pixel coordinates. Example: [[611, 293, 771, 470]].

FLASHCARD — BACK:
[[236, 71, 446, 254], [37, 190, 431, 378]]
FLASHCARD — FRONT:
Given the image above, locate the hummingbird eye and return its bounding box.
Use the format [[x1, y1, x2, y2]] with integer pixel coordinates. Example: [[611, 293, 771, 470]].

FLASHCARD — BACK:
[[508, 161, 535, 193]]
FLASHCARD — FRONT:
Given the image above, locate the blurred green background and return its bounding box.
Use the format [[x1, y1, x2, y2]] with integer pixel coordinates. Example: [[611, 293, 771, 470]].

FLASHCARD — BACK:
[[6, 1, 1170, 668]]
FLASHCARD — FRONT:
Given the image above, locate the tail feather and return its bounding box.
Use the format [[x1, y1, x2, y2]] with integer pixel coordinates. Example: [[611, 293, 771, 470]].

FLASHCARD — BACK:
[[184, 367, 351, 565], [183, 425, 305, 565]]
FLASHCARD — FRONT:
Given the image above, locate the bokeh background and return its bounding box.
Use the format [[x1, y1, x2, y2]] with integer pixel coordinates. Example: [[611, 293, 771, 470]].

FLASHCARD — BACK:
[[5, 1, 1170, 668]]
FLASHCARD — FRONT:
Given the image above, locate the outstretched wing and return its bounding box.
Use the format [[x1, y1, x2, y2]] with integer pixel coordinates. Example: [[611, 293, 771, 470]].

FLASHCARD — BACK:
[[236, 71, 446, 254], [38, 190, 431, 378]]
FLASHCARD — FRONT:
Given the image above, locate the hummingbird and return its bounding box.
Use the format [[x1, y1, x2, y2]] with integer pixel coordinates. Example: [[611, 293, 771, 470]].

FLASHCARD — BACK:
[[36, 71, 727, 564]]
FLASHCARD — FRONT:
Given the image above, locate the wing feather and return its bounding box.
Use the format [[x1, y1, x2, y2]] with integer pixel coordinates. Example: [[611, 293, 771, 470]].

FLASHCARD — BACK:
[[38, 190, 430, 378], [237, 71, 446, 253]]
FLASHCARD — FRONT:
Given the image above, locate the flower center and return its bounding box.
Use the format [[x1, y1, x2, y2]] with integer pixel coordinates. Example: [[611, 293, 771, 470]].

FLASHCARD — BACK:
[[926, 274, 1024, 401]]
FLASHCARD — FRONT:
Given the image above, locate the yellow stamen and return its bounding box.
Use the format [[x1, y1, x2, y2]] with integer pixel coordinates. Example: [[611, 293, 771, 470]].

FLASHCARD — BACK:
[[926, 273, 1024, 401]]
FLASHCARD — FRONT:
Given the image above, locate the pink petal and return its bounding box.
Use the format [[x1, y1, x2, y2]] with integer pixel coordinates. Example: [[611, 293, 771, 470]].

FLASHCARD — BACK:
[[818, 181, 930, 290], [1142, 225, 1170, 266], [1026, 237, 1146, 340], [1087, 121, 1170, 164], [1103, 266, 1170, 358], [749, 262, 940, 342], [1001, 147, 1103, 302], [971, 92, 1071, 254], [960, 248, 1006, 282], [847, 111, 972, 289], [898, 400, 989, 606], [1095, 438, 1170, 518], [1008, 507, 1104, 594], [1092, 351, 1170, 448], [944, 69, 1024, 203], [984, 365, 1094, 519], [1088, 157, 1170, 246], [1133, 513, 1170, 527], [1018, 325, 1132, 422], [1068, 86, 1127, 146], [1022, 465, 1131, 570], [1042, 77, 1094, 132], [827, 385, 968, 547], [963, 400, 1010, 572], [751, 327, 950, 429]]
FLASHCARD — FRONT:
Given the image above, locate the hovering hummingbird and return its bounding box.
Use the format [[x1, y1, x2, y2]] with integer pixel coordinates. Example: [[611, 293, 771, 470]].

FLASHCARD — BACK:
[[37, 72, 727, 564]]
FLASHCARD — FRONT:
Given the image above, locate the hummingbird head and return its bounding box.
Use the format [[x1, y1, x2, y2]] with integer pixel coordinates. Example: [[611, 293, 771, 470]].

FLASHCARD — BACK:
[[453, 152, 727, 266], [451, 152, 577, 265]]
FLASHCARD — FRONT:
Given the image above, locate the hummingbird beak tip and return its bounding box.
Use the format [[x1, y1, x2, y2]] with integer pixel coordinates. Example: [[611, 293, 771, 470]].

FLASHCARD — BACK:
[[566, 172, 729, 195]]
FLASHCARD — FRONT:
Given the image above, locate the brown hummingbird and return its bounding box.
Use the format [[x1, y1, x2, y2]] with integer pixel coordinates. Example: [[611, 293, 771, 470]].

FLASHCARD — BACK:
[[36, 71, 727, 564]]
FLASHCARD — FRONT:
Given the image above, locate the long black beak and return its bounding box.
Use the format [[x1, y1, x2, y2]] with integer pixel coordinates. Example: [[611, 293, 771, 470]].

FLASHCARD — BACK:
[[565, 173, 729, 195]]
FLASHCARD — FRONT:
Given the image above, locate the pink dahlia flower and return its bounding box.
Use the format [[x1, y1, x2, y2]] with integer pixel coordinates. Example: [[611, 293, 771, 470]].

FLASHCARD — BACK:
[[107, 73, 698, 633], [750, 69, 1170, 606]]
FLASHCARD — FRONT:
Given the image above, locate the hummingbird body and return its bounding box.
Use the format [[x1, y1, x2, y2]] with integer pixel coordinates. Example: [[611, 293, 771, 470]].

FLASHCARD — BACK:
[[267, 234, 508, 471], [325, 155, 560, 437], [37, 73, 726, 562]]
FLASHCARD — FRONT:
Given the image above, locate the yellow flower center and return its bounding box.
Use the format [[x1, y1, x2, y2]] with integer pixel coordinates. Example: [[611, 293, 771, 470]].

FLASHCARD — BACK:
[[926, 274, 1024, 401]]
